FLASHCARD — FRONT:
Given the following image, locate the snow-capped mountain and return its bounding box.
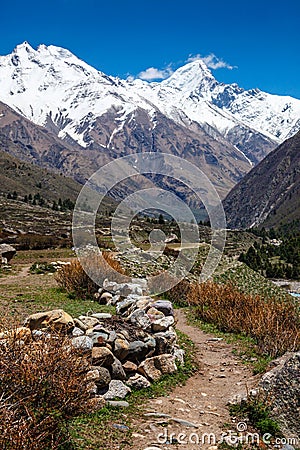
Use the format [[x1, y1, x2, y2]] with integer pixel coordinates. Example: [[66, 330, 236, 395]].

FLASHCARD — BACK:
[[0, 42, 300, 197]]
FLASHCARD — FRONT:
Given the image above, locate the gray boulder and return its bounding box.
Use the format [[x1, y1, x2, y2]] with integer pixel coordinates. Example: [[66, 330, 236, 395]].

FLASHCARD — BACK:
[[71, 335, 93, 352], [258, 351, 300, 440], [103, 380, 131, 400], [126, 373, 151, 389], [154, 330, 177, 354], [128, 340, 148, 362], [127, 309, 152, 331], [92, 347, 114, 367], [152, 316, 175, 332], [94, 367, 111, 388], [138, 354, 177, 381], [0, 244, 16, 265], [114, 338, 129, 361], [150, 300, 174, 317], [111, 356, 126, 380]]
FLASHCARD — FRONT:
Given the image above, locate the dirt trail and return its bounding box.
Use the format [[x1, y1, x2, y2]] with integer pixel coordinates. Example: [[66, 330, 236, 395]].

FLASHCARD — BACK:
[[131, 309, 259, 450], [0, 264, 31, 285]]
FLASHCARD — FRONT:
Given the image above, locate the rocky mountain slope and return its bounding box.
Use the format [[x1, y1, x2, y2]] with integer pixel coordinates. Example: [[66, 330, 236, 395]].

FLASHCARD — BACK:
[[223, 130, 300, 229], [0, 148, 82, 203], [1, 42, 300, 198]]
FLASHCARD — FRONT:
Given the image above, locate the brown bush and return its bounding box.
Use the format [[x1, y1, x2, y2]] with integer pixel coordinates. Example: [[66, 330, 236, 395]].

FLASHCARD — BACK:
[[55, 252, 126, 299], [188, 281, 300, 357], [0, 332, 90, 449]]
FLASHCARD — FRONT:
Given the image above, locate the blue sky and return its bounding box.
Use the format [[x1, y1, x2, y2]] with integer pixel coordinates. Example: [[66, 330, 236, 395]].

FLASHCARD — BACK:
[[1, 0, 299, 98]]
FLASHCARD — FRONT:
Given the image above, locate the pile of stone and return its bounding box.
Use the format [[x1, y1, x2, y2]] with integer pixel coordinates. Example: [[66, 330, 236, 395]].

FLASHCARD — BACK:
[[20, 278, 183, 408]]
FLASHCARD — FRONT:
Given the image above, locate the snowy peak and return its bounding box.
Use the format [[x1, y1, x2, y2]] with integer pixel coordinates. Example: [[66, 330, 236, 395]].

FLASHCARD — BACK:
[[0, 42, 300, 164], [161, 59, 216, 94], [7, 41, 101, 79]]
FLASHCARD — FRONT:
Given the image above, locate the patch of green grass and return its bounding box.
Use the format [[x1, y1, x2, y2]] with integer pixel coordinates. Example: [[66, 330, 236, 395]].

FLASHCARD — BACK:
[[214, 263, 289, 301], [230, 399, 281, 436], [40, 288, 116, 318], [70, 330, 197, 449], [14, 248, 75, 263], [0, 286, 115, 321], [186, 308, 272, 374]]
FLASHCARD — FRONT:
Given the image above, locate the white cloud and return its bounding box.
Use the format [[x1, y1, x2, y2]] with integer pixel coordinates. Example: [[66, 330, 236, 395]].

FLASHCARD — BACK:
[[138, 65, 174, 81], [187, 53, 236, 70]]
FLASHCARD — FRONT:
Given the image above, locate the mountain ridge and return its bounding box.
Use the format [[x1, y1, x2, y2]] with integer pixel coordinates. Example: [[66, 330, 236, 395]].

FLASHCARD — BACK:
[[223, 130, 300, 229], [1, 42, 300, 199]]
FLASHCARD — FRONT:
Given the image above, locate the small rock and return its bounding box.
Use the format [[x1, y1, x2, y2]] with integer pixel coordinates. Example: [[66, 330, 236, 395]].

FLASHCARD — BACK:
[[107, 400, 129, 408], [89, 331, 109, 346], [173, 348, 185, 365], [122, 361, 138, 373], [74, 318, 88, 332], [94, 366, 111, 388], [138, 354, 177, 381], [128, 340, 148, 362], [111, 356, 126, 380], [114, 338, 129, 361], [144, 336, 156, 356], [31, 329, 45, 339], [78, 316, 99, 328], [112, 423, 129, 431], [71, 336, 93, 352], [98, 292, 113, 304], [127, 373, 151, 389], [173, 398, 186, 404], [147, 307, 164, 321], [24, 309, 74, 332], [152, 316, 174, 332], [132, 432, 145, 439], [128, 309, 152, 330], [154, 330, 177, 354], [103, 280, 143, 297], [135, 296, 152, 311], [91, 313, 112, 320], [150, 300, 174, 317], [107, 330, 117, 345], [116, 297, 136, 315], [92, 347, 114, 367], [103, 380, 131, 400], [72, 326, 85, 337], [170, 418, 199, 428], [86, 369, 101, 382]]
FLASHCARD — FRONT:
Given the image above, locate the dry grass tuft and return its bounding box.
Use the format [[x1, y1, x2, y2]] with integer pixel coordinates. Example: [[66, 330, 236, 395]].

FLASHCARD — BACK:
[[0, 329, 90, 450], [55, 252, 126, 299], [188, 281, 300, 357]]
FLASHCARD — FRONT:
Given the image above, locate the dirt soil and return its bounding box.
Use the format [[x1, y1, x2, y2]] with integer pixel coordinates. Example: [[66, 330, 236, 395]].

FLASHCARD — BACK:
[[130, 309, 259, 450]]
